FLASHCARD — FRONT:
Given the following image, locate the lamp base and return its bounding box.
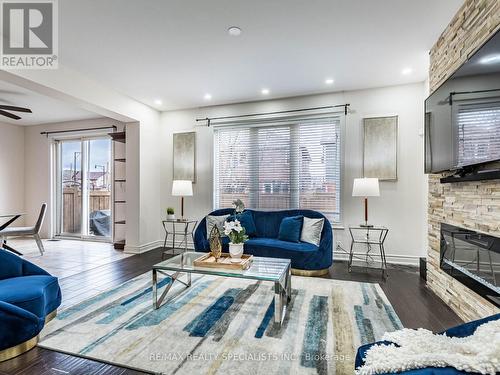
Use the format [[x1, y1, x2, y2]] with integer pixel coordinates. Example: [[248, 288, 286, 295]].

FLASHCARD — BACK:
[[360, 198, 374, 228]]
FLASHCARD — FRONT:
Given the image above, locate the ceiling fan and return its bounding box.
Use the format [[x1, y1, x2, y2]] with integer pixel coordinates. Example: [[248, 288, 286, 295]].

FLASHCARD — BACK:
[[0, 105, 32, 120]]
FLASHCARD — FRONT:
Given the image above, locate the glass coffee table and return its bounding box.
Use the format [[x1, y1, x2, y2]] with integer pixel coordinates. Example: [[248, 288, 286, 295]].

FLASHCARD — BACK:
[[152, 252, 292, 326]]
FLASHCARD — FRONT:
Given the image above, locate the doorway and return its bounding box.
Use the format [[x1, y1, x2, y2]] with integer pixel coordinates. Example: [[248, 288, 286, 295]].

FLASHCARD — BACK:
[[54, 136, 112, 240]]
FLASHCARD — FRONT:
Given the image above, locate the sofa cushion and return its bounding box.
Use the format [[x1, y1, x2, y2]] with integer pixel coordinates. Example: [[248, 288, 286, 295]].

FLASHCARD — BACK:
[[244, 238, 325, 270], [301, 217, 325, 246], [278, 216, 303, 242], [246, 238, 317, 253], [0, 275, 61, 318], [206, 214, 229, 237], [229, 211, 257, 237], [201, 237, 318, 254]]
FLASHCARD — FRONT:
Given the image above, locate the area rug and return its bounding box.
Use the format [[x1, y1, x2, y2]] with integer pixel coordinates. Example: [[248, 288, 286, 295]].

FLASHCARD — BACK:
[[39, 272, 402, 374]]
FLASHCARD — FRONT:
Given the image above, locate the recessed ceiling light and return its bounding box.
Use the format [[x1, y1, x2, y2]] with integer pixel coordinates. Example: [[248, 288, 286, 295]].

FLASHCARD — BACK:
[[154, 99, 162, 105], [261, 88, 270, 95], [325, 78, 334, 85], [479, 54, 500, 65], [227, 26, 242, 36], [402, 67, 413, 75], [204, 93, 212, 100]]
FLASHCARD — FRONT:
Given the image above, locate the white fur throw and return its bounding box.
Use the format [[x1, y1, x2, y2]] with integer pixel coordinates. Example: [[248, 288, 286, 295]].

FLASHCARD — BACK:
[[356, 320, 500, 375]]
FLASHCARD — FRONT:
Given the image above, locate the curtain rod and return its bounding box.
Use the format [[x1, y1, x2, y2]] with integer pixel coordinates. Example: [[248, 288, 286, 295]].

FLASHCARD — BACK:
[[449, 88, 500, 105], [40, 125, 117, 137], [196, 104, 350, 126], [207, 113, 344, 128]]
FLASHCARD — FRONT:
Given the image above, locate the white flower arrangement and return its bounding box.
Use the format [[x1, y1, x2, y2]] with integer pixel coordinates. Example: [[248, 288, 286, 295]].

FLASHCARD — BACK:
[[223, 219, 248, 244]]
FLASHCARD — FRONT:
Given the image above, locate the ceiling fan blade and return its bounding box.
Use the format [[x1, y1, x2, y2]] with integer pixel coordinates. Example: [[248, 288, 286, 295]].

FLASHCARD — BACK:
[[0, 110, 21, 120], [0, 105, 31, 113]]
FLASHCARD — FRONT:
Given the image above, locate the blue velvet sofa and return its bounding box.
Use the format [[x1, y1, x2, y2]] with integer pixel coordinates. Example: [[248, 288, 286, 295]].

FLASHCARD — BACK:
[[0, 249, 62, 361], [194, 208, 333, 274], [355, 313, 500, 374]]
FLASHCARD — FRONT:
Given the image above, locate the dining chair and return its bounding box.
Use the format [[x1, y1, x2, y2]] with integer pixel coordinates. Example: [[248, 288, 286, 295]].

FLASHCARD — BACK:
[[0, 203, 47, 255]]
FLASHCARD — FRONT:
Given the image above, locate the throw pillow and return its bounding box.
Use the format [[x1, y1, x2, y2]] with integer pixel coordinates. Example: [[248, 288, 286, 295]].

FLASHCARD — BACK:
[[278, 215, 304, 243], [206, 214, 230, 237], [300, 217, 324, 246], [228, 210, 257, 237]]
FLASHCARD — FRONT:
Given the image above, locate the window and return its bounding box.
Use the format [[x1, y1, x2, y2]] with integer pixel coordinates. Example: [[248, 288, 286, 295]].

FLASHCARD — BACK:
[[213, 117, 342, 222]]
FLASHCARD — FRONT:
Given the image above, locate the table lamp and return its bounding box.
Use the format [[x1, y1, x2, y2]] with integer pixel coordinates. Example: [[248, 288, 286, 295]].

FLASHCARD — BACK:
[[352, 178, 379, 227], [172, 180, 193, 220]]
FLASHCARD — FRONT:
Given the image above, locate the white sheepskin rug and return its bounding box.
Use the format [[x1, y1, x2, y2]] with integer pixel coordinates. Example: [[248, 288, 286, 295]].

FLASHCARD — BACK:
[[356, 319, 500, 375]]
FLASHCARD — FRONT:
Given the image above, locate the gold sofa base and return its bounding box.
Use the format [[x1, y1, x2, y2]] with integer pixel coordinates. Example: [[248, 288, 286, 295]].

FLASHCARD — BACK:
[[45, 309, 57, 324], [0, 309, 57, 362], [0, 336, 39, 362], [291, 268, 329, 277]]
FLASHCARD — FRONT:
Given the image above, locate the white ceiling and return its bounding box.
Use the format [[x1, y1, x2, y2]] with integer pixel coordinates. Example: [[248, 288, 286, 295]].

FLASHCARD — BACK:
[[0, 81, 101, 126], [58, 0, 463, 111]]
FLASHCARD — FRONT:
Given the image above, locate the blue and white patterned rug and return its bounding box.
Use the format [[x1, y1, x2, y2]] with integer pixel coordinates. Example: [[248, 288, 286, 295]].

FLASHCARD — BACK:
[[39, 272, 402, 374]]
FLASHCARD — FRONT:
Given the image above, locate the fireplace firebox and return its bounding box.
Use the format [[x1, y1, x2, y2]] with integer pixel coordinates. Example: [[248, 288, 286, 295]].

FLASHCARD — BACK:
[[440, 223, 500, 307]]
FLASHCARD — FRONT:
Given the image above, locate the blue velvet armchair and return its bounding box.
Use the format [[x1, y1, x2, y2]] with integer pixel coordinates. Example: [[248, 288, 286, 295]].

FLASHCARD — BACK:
[[355, 313, 500, 374], [194, 208, 333, 275], [0, 249, 62, 361]]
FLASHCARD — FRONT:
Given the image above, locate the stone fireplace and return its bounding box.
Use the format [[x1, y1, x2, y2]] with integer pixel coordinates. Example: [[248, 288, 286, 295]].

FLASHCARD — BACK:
[[427, 0, 500, 321]]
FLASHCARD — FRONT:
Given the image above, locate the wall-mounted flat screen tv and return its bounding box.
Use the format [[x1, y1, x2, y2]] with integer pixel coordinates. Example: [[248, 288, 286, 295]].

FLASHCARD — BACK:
[[425, 29, 500, 173]]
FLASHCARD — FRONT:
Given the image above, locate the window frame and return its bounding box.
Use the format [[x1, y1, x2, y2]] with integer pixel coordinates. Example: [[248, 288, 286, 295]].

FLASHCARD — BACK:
[[212, 116, 345, 224]]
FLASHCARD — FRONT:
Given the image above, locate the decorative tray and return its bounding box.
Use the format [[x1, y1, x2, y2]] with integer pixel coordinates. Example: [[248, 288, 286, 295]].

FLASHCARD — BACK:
[[193, 253, 253, 270]]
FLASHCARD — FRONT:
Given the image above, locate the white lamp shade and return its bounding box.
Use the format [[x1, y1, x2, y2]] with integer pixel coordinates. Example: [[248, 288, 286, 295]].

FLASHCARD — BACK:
[[352, 178, 380, 197], [172, 180, 193, 196]]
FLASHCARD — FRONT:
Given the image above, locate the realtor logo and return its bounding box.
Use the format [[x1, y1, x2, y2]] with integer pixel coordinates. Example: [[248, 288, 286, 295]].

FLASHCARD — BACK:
[[1, 0, 58, 69]]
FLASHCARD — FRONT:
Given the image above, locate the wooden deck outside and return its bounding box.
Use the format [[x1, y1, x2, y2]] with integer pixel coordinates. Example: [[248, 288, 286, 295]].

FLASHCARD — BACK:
[[63, 188, 111, 233]]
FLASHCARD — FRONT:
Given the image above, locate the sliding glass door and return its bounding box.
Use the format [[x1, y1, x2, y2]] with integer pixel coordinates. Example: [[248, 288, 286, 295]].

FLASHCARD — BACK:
[[55, 137, 112, 240], [59, 140, 82, 236]]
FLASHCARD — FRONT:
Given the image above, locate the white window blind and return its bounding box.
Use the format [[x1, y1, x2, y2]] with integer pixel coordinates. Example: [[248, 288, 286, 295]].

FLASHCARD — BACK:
[[213, 117, 341, 222], [456, 101, 500, 167]]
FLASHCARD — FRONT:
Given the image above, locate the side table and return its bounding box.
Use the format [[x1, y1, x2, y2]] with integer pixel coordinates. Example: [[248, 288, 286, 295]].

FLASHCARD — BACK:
[[161, 219, 198, 259], [348, 225, 389, 277]]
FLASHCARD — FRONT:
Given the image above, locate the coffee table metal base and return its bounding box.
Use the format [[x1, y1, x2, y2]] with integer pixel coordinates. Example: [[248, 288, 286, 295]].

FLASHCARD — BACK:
[[152, 267, 292, 326], [274, 266, 291, 325], [152, 269, 192, 309]]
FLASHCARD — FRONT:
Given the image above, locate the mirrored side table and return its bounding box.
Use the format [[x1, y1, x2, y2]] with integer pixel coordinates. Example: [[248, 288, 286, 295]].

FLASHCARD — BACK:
[[348, 225, 389, 277], [161, 219, 198, 260]]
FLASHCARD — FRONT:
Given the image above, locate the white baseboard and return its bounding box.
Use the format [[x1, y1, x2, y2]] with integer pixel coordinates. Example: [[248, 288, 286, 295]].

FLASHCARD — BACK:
[[124, 239, 195, 254], [124, 240, 164, 254], [334, 249, 421, 266]]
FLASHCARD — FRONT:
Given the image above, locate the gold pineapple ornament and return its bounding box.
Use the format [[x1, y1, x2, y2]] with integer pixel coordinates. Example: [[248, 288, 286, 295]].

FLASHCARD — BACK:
[[209, 225, 222, 260]]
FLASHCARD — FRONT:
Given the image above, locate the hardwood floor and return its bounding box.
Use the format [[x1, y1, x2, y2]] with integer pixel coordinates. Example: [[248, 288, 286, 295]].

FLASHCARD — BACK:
[[326, 262, 463, 332], [0, 243, 463, 375], [10, 238, 131, 280]]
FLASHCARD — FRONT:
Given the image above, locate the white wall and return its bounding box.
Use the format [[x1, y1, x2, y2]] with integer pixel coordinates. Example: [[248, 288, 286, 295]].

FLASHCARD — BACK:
[[0, 122, 25, 223], [161, 82, 426, 264]]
